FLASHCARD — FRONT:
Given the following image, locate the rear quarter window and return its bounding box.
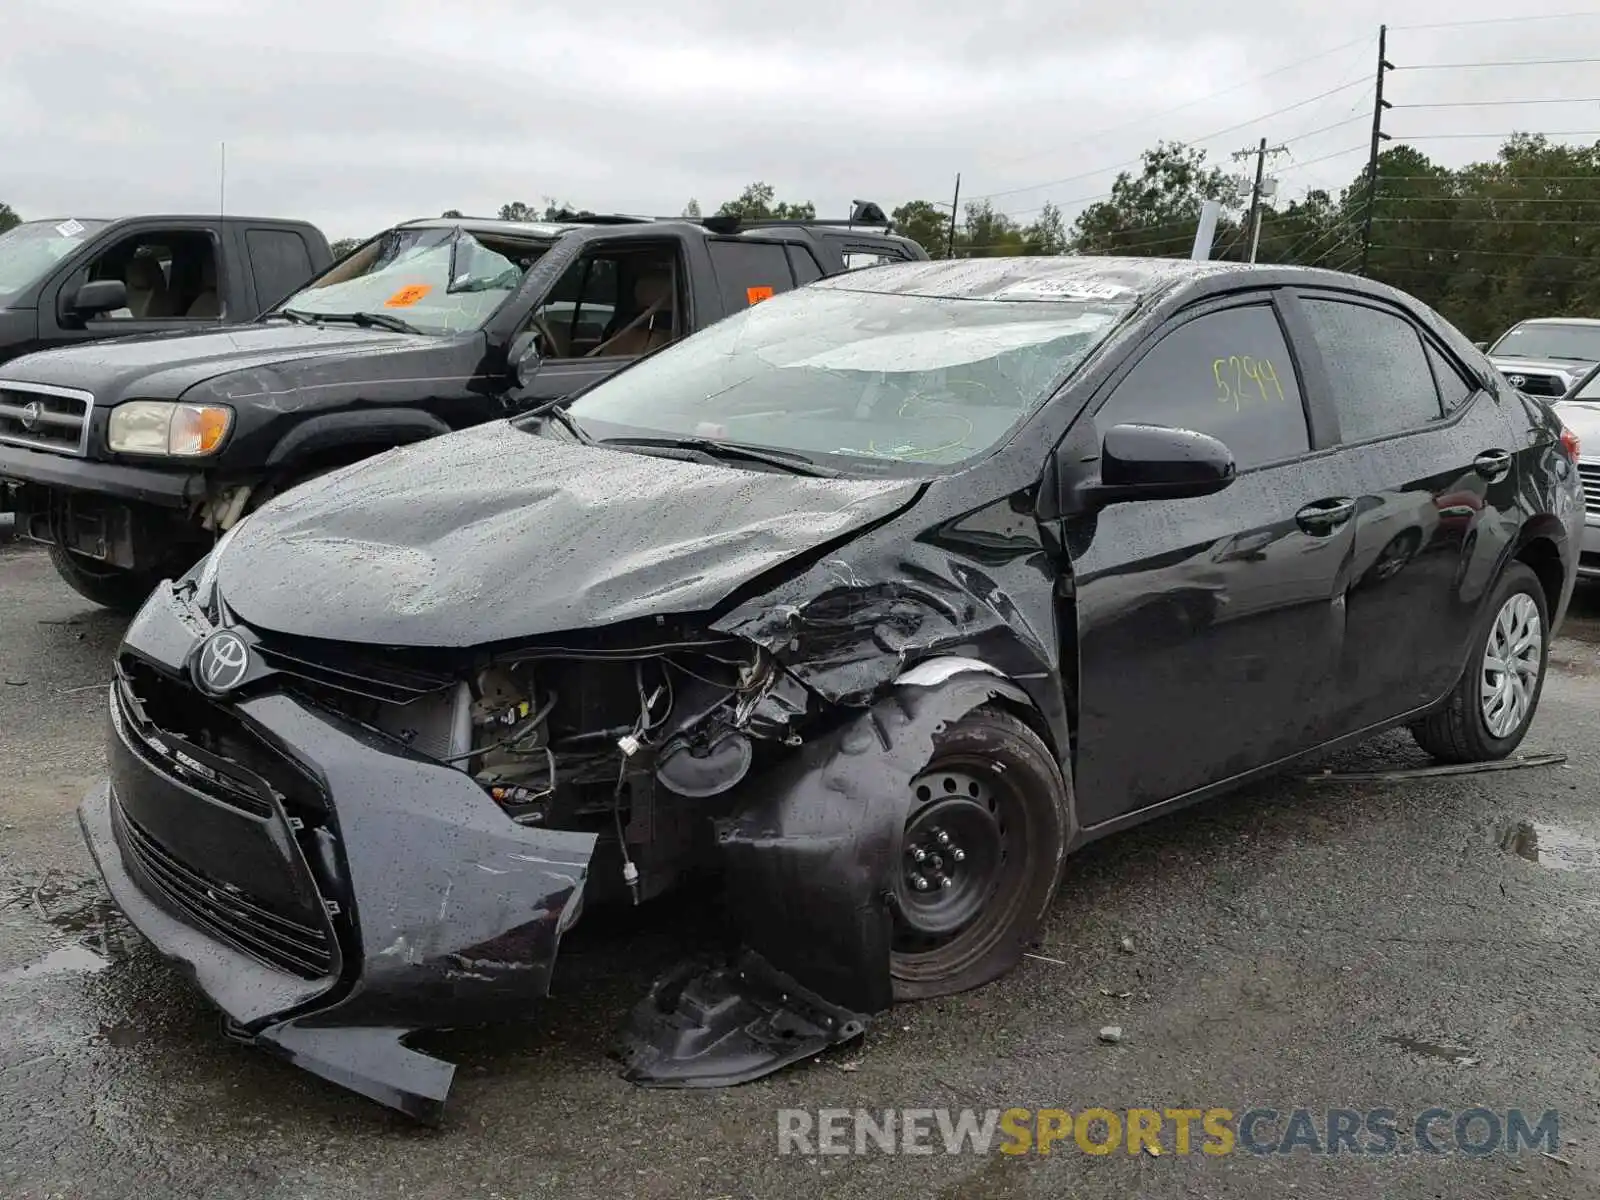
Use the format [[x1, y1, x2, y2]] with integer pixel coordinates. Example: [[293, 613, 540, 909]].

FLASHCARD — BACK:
[[246, 229, 315, 310]]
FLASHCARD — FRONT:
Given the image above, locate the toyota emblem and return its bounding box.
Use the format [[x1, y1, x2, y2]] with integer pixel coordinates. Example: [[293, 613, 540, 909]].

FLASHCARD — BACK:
[[192, 630, 251, 695], [18, 401, 43, 431], [1507, 374, 1526, 388]]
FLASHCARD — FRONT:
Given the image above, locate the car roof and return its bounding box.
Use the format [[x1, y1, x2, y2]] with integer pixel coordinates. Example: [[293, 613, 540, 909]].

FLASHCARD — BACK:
[[811, 255, 1383, 303], [1507, 317, 1600, 329]]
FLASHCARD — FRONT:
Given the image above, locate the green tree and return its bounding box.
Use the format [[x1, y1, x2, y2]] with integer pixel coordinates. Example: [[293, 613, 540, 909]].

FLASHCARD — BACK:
[[0, 203, 18, 234], [1022, 202, 1068, 255], [1070, 141, 1244, 258], [441, 209, 464, 218], [890, 199, 950, 257], [717, 182, 816, 221]]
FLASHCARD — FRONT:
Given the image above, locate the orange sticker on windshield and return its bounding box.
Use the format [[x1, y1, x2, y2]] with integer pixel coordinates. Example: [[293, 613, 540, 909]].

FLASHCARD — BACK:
[[385, 284, 432, 308], [746, 285, 775, 305]]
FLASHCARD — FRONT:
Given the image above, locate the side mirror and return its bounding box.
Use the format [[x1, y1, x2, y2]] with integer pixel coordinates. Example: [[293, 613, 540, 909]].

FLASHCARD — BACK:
[[70, 279, 127, 317], [1072, 423, 1236, 511], [508, 330, 543, 388]]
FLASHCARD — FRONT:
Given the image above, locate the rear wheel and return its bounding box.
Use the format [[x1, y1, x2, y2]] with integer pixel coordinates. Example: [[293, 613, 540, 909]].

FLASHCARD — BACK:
[[1409, 561, 1549, 763], [47, 543, 163, 614], [889, 706, 1069, 1001]]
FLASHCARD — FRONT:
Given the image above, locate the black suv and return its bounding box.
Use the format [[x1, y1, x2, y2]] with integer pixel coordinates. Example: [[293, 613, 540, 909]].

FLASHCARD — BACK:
[[0, 209, 925, 609], [82, 256, 1582, 1121]]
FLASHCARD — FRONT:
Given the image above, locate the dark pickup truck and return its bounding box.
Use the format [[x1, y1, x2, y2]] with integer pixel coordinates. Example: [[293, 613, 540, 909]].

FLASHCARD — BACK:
[[0, 214, 333, 364], [0, 207, 926, 610]]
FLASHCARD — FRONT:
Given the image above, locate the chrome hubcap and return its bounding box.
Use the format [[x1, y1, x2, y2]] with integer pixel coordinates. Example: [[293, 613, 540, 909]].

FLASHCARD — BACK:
[[1481, 593, 1542, 738]]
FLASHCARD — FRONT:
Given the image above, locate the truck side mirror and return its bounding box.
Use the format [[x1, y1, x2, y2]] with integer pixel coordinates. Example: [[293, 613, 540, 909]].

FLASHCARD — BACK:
[[70, 279, 127, 317], [508, 331, 543, 389]]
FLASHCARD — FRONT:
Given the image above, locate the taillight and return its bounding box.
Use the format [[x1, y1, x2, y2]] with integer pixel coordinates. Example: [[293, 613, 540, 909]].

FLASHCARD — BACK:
[[1560, 427, 1581, 463]]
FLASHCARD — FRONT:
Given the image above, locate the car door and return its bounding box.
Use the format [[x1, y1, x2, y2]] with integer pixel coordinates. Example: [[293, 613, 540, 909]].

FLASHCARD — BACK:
[[504, 239, 689, 412], [1283, 289, 1523, 729], [38, 223, 231, 348], [1065, 294, 1358, 828]]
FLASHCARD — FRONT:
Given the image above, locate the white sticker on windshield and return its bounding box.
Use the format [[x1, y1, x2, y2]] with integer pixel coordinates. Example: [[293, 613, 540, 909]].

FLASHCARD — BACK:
[[54, 219, 86, 238], [993, 279, 1133, 302]]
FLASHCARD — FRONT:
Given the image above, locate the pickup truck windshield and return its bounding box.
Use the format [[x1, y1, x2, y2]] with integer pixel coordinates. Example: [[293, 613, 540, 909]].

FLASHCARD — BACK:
[[274, 226, 544, 335], [566, 285, 1134, 470], [0, 219, 108, 304], [1490, 323, 1600, 362]]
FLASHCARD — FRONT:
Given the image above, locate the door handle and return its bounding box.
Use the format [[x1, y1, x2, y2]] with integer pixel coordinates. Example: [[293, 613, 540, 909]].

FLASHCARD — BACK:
[[1473, 449, 1512, 479], [1295, 497, 1356, 535]]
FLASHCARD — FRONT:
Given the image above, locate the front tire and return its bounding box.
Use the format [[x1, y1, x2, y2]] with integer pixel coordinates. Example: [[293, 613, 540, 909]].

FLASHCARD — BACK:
[[47, 543, 163, 614], [889, 706, 1069, 1001], [1409, 561, 1549, 763]]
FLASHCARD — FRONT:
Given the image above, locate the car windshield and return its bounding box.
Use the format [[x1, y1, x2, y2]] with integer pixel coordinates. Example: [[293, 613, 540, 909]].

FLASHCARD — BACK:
[[0, 219, 107, 304], [565, 284, 1135, 471], [275, 226, 546, 335], [1489, 323, 1600, 362]]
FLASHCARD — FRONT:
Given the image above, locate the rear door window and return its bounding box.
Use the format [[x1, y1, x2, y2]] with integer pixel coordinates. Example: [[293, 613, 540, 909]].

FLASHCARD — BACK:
[[1094, 303, 1310, 470], [1298, 298, 1444, 442], [707, 241, 794, 312], [246, 229, 314, 310]]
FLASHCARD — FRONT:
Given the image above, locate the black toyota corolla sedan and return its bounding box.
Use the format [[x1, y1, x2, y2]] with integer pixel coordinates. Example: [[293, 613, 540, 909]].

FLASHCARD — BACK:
[[79, 257, 1584, 1120]]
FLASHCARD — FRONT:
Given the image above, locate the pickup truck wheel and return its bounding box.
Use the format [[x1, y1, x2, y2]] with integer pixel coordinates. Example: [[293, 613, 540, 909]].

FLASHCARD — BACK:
[[47, 544, 163, 614], [1409, 561, 1549, 763], [889, 705, 1068, 1001]]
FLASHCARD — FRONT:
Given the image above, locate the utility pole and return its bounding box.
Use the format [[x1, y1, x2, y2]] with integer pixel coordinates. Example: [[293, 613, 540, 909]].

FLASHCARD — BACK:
[[1231, 137, 1287, 263], [945, 173, 961, 259], [1359, 24, 1393, 276]]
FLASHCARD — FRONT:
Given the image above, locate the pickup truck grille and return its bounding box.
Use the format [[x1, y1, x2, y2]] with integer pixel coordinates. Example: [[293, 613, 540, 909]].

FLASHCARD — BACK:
[[0, 382, 93, 456], [1502, 371, 1568, 398], [1578, 463, 1600, 519]]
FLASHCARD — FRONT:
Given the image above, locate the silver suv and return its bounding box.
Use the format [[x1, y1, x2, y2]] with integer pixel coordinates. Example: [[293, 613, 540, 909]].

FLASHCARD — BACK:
[[1484, 317, 1600, 399]]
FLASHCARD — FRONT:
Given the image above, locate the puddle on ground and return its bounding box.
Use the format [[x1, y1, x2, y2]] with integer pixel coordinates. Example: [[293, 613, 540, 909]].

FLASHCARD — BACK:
[[1383, 1034, 1480, 1065], [1499, 822, 1600, 871], [0, 942, 111, 985]]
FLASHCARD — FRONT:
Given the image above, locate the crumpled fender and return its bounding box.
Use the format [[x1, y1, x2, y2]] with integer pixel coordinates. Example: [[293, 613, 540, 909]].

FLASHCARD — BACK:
[[614, 667, 1033, 1086]]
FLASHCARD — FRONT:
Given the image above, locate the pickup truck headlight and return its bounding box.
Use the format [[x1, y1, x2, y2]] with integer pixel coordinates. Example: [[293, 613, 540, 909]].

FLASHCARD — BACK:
[[108, 401, 232, 456]]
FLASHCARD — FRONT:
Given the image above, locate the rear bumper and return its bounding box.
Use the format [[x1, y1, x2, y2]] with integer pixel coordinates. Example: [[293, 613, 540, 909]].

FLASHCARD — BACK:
[[0, 441, 201, 507], [78, 583, 597, 1122]]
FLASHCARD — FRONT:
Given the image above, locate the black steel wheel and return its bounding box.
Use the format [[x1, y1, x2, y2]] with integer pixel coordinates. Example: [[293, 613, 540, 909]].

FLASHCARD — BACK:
[[889, 705, 1070, 1001]]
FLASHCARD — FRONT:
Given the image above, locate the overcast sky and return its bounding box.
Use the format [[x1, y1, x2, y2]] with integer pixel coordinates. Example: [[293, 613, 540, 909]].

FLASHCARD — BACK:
[[3, 0, 1599, 240]]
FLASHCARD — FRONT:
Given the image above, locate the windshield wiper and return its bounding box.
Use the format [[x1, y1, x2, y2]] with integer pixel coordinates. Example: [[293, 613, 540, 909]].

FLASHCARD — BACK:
[[344, 311, 423, 335], [264, 308, 319, 325], [599, 435, 838, 477], [521, 398, 591, 444]]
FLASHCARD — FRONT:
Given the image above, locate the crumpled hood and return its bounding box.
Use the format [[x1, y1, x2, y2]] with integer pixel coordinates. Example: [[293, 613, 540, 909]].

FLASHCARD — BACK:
[[217, 422, 922, 647], [0, 323, 419, 403]]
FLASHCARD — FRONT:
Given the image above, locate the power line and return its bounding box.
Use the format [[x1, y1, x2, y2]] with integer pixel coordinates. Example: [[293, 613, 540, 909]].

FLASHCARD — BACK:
[[979, 35, 1373, 174], [1276, 142, 1371, 174], [1393, 57, 1600, 71], [1390, 130, 1600, 140], [1390, 12, 1600, 30], [1372, 215, 1600, 225], [970, 76, 1371, 203], [1370, 244, 1598, 263], [1390, 97, 1600, 109]]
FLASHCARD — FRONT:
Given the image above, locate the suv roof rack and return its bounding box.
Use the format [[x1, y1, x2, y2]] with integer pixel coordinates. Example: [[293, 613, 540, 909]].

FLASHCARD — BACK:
[[556, 200, 895, 236]]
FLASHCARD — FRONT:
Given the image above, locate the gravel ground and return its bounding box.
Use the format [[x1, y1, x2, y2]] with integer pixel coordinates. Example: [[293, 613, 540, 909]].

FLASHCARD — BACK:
[[2, 537, 1597, 1199]]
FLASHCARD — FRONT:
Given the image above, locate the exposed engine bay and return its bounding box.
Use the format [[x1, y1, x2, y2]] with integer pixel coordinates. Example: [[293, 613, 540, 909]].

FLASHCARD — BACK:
[[309, 636, 814, 907]]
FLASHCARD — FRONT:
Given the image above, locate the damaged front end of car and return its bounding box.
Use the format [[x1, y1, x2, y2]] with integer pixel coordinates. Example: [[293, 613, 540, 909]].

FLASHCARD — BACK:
[[79, 563, 1046, 1121]]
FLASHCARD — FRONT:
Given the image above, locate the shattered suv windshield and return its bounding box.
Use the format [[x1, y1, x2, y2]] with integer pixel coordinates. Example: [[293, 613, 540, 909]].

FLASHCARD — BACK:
[[0, 219, 107, 304], [566, 284, 1134, 470], [274, 226, 544, 335]]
